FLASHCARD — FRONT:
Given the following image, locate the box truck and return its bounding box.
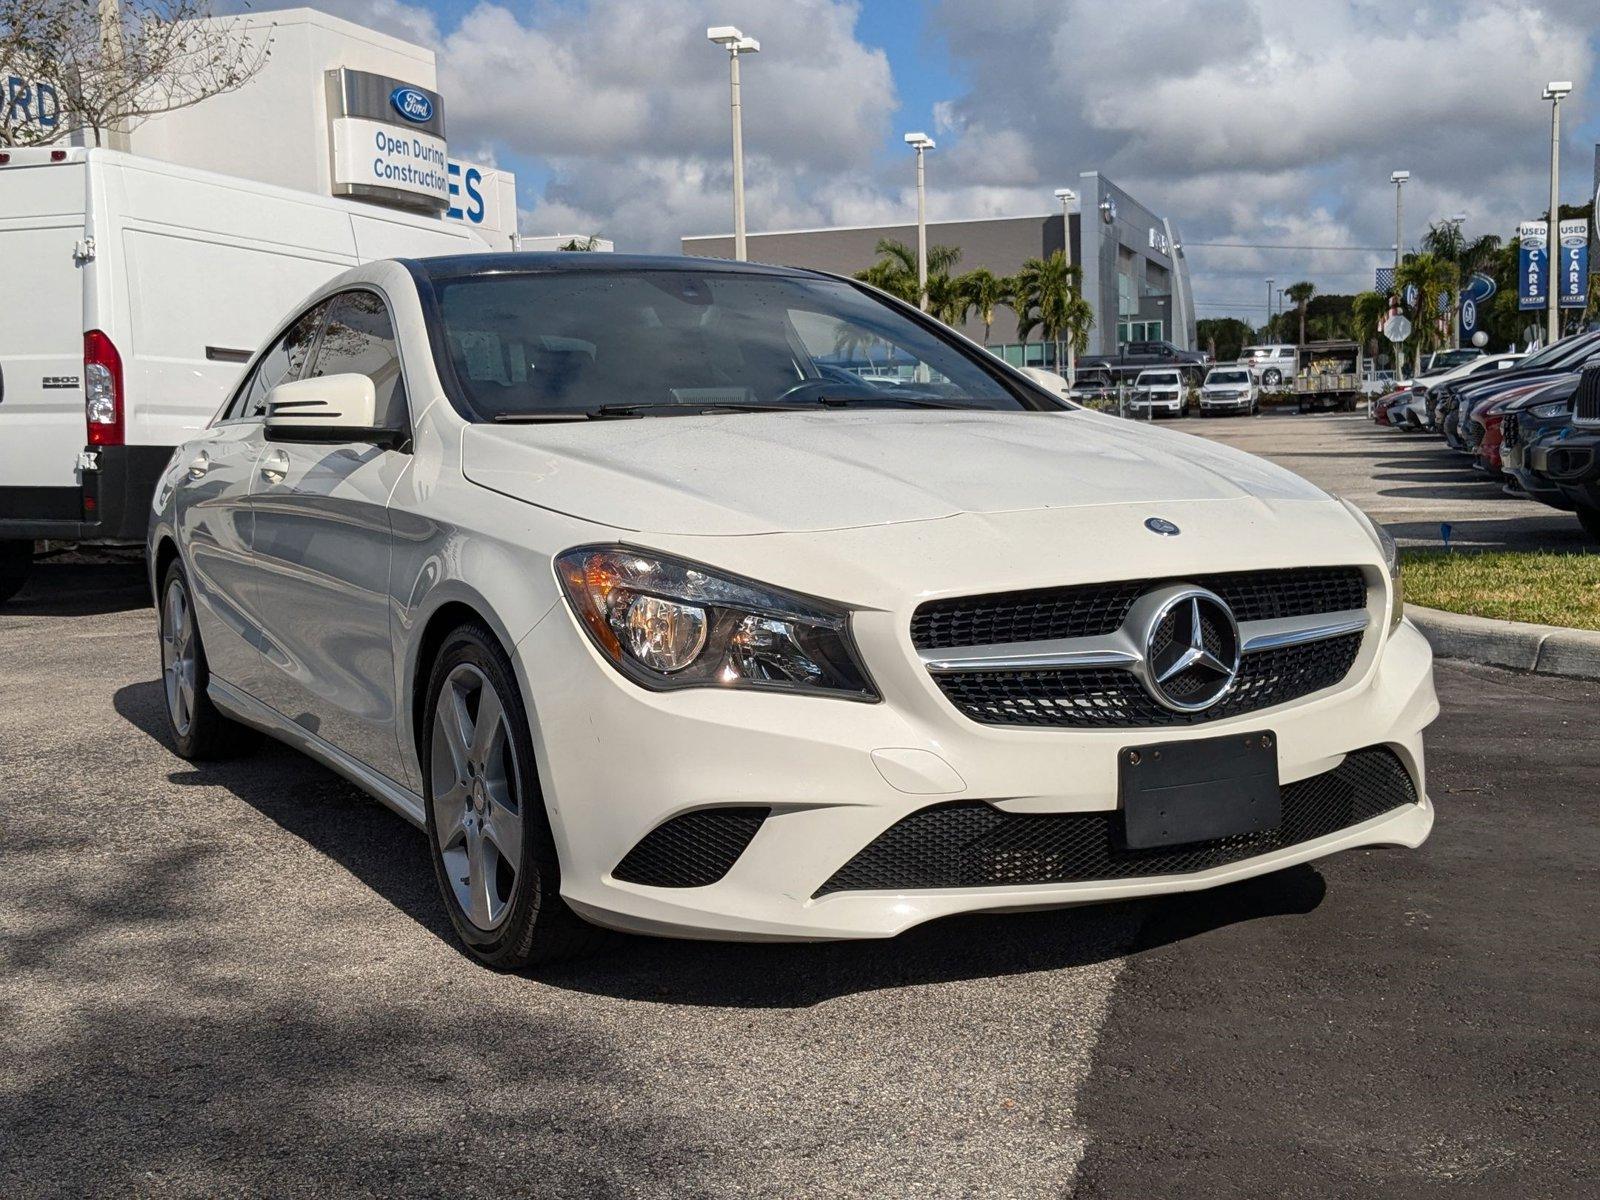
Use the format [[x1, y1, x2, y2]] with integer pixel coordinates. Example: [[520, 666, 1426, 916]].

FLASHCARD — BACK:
[[0, 146, 488, 599]]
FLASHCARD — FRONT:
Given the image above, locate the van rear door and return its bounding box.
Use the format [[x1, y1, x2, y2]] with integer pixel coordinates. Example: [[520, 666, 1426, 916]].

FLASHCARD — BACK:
[[0, 155, 87, 516]]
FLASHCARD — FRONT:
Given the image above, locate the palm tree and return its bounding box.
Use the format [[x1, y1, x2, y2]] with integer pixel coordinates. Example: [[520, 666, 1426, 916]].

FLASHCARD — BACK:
[[854, 239, 960, 308], [1015, 251, 1093, 373], [924, 272, 971, 328], [1420, 221, 1500, 345], [1395, 252, 1460, 370], [1350, 290, 1388, 359], [958, 268, 1014, 345], [1285, 281, 1316, 347]]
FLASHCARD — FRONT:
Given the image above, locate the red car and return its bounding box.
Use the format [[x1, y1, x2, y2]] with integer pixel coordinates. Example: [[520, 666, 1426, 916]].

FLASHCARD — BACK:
[[1371, 388, 1410, 426]]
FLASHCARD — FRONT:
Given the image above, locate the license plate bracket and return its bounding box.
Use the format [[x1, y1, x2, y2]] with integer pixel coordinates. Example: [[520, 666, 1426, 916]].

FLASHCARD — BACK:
[[1118, 732, 1281, 850]]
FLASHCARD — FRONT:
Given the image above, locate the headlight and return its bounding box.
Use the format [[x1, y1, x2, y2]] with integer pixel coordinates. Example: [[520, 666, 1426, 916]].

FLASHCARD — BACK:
[[1530, 400, 1570, 419], [555, 546, 878, 701], [1336, 497, 1403, 631]]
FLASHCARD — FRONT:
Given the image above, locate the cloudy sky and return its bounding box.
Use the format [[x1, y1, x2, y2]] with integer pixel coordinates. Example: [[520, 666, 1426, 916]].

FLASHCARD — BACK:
[[263, 0, 1599, 323]]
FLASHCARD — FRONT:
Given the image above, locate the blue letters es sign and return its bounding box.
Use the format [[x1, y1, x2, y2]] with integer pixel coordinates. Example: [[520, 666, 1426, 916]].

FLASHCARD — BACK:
[[390, 86, 434, 124], [447, 162, 485, 224]]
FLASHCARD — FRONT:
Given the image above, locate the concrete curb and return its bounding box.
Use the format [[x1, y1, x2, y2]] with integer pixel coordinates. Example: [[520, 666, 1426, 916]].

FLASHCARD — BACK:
[[1406, 604, 1600, 681]]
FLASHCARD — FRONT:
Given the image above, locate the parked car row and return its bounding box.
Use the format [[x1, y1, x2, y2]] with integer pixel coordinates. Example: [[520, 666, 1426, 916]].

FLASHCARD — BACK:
[[1371, 331, 1600, 541]]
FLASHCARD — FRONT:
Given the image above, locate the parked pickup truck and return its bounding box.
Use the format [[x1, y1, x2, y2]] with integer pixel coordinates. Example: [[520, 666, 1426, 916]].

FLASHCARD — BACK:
[[1077, 340, 1210, 386]]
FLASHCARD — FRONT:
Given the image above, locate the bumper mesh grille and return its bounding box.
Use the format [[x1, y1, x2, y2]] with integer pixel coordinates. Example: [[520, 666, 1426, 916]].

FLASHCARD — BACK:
[[612, 807, 768, 888], [1576, 366, 1600, 426], [932, 633, 1362, 729], [815, 745, 1416, 896]]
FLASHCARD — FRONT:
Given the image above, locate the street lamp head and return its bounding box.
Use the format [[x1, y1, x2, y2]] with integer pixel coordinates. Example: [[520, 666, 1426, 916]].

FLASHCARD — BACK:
[[1390, 170, 1410, 184], [1544, 80, 1573, 100], [903, 131, 935, 150], [707, 26, 759, 52], [1053, 187, 1077, 202]]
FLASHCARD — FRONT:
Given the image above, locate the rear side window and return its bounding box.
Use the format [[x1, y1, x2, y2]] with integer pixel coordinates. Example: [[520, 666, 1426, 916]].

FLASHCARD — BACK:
[[306, 291, 406, 429], [224, 301, 330, 421]]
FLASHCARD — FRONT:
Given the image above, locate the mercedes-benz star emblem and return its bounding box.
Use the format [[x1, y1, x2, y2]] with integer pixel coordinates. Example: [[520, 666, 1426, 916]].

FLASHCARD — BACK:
[[1143, 589, 1241, 712], [1144, 517, 1181, 536]]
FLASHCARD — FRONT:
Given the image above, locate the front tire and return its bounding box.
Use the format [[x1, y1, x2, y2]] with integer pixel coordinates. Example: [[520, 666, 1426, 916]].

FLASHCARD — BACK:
[[159, 559, 257, 759], [1262, 368, 1282, 386], [0, 540, 33, 604], [422, 624, 601, 968]]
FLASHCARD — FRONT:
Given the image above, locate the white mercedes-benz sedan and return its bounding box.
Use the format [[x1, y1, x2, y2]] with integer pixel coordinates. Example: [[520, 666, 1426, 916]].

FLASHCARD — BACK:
[[148, 254, 1437, 968]]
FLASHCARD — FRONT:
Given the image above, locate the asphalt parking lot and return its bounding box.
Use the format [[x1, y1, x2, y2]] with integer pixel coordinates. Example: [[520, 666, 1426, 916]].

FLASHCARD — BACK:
[[1174, 408, 1592, 551], [2, 560, 1596, 1199]]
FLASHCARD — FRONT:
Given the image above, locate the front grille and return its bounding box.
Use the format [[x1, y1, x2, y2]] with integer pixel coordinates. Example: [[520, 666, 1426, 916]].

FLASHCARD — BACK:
[[911, 567, 1366, 651], [932, 633, 1361, 728], [1501, 413, 1521, 449], [1575, 366, 1600, 426], [612, 807, 768, 888], [815, 746, 1416, 895]]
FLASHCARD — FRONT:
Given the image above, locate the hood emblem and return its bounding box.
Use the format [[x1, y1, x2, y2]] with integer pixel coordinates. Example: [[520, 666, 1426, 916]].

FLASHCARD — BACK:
[[1141, 589, 1241, 712], [1144, 517, 1181, 536]]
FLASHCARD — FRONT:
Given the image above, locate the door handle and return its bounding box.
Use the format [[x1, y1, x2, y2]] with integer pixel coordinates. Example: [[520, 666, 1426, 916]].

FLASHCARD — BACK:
[[187, 452, 210, 480], [260, 449, 289, 481]]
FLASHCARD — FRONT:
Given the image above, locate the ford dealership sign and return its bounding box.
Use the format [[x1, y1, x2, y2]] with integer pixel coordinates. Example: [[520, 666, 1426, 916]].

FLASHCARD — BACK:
[[390, 86, 434, 124]]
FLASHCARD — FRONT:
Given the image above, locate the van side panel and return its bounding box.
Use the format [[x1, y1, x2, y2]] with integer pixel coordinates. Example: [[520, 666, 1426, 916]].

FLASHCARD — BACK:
[[349, 210, 486, 261], [107, 159, 361, 451], [0, 163, 87, 501]]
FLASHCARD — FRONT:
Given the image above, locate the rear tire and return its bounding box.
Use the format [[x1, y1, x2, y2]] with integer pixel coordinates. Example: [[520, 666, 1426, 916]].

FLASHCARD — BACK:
[[1578, 505, 1600, 543], [422, 623, 604, 968], [0, 540, 32, 604], [159, 559, 258, 759]]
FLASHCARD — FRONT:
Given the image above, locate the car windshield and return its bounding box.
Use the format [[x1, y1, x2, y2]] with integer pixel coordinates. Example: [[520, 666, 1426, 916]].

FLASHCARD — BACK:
[[1138, 372, 1180, 385], [1207, 370, 1249, 385], [1519, 332, 1599, 372], [1430, 350, 1480, 369], [424, 267, 1030, 419]]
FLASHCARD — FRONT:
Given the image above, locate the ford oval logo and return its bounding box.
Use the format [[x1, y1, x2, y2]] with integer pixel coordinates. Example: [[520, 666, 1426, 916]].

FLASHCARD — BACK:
[[1144, 517, 1181, 537], [390, 87, 433, 124]]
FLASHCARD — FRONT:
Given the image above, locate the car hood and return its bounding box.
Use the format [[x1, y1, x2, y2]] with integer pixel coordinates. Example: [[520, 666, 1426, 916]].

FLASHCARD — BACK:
[[460, 409, 1330, 536]]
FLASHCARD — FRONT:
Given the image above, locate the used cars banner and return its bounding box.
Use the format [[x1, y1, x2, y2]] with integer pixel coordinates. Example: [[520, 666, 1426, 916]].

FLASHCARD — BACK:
[[1559, 218, 1589, 309], [1519, 220, 1549, 311]]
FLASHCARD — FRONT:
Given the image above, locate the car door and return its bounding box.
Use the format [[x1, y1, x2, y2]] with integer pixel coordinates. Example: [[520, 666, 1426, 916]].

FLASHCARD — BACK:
[[174, 302, 327, 697], [248, 289, 411, 777]]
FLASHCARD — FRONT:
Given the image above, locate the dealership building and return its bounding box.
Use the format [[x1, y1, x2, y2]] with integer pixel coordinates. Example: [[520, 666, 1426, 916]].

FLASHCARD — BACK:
[[4, 7, 520, 248], [683, 173, 1195, 363]]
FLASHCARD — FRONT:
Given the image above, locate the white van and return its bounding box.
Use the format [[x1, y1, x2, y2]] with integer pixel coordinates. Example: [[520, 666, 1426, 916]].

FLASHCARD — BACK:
[[0, 146, 487, 598]]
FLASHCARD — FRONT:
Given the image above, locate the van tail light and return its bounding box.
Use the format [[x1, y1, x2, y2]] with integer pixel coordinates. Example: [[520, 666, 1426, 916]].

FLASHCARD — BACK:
[[85, 329, 124, 446]]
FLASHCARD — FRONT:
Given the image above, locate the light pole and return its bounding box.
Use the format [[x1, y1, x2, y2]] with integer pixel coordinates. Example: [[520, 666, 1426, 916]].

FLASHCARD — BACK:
[[1390, 171, 1409, 372], [1543, 81, 1572, 344], [1054, 186, 1078, 381], [1265, 278, 1274, 340], [904, 132, 935, 311], [707, 26, 760, 260]]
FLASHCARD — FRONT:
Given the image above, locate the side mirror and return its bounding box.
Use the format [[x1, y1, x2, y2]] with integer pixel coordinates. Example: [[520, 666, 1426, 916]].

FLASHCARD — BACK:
[[264, 374, 403, 448]]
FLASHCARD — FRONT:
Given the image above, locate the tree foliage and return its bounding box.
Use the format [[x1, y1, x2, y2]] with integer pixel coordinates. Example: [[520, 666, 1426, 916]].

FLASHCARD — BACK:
[[1285, 280, 1316, 346], [1014, 250, 1093, 360], [0, 0, 268, 147]]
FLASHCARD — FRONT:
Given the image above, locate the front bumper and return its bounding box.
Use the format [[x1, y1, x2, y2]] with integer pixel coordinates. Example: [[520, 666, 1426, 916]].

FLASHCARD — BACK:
[[1200, 394, 1252, 409], [522, 602, 1439, 941]]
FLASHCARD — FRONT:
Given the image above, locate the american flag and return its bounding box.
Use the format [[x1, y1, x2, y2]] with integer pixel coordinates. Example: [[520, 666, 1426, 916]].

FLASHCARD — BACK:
[[1375, 266, 1395, 291]]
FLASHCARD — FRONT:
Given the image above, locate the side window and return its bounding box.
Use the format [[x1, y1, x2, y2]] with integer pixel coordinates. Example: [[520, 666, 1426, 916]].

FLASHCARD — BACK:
[[227, 300, 330, 420], [307, 290, 406, 429]]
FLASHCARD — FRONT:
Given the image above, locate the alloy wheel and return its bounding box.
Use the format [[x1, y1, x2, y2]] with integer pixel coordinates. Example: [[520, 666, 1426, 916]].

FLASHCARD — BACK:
[[161, 578, 198, 737], [430, 663, 523, 931]]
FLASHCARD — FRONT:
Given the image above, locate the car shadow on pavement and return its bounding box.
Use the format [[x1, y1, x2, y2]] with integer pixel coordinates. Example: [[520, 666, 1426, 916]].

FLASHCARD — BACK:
[[2, 559, 150, 617], [113, 676, 1331, 1009], [1385, 515, 1594, 551]]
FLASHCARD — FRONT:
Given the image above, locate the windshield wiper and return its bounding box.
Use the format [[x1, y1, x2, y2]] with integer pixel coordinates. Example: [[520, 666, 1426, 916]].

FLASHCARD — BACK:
[[810, 395, 982, 410], [590, 402, 812, 418]]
